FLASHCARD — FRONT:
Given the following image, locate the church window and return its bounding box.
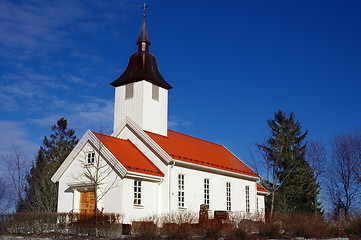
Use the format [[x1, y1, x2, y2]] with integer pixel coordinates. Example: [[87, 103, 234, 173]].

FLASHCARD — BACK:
[[152, 84, 159, 101], [178, 174, 185, 208], [87, 152, 95, 164], [204, 178, 209, 205], [245, 185, 250, 213], [125, 83, 134, 99], [134, 180, 142, 205], [226, 182, 231, 211]]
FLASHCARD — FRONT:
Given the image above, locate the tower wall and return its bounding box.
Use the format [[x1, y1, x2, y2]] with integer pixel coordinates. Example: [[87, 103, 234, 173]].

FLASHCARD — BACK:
[[113, 80, 168, 136], [142, 81, 168, 136], [114, 81, 144, 134]]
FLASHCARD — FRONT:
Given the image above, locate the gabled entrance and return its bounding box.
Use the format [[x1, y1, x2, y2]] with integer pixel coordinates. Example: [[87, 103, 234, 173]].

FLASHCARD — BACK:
[[79, 191, 95, 215]]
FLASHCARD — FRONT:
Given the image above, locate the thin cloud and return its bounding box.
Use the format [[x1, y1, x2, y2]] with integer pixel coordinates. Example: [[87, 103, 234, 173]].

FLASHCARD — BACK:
[[168, 115, 193, 131], [69, 51, 103, 64], [0, 0, 135, 163], [0, 72, 71, 113], [0, 93, 19, 111], [63, 74, 97, 87], [27, 98, 114, 136], [0, 121, 38, 159], [0, 0, 87, 57], [0, 0, 134, 60]]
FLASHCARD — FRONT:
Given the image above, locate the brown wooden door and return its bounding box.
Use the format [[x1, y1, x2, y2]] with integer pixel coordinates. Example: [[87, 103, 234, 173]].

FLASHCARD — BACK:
[[79, 191, 95, 215]]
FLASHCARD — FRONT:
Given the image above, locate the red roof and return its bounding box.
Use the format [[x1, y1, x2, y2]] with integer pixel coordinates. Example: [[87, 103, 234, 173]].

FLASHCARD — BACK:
[[93, 132, 164, 177], [146, 130, 259, 178], [257, 183, 268, 193]]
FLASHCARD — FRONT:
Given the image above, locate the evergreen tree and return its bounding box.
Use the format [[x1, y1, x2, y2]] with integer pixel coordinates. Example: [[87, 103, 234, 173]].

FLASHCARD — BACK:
[[19, 118, 78, 212], [258, 110, 320, 215]]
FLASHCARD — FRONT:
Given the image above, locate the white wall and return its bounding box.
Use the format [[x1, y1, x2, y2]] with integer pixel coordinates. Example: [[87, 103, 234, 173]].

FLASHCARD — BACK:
[[121, 177, 159, 223], [57, 142, 122, 214], [168, 165, 258, 215], [114, 82, 144, 135], [113, 80, 168, 136], [116, 125, 170, 215], [142, 81, 168, 136], [57, 177, 76, 213]]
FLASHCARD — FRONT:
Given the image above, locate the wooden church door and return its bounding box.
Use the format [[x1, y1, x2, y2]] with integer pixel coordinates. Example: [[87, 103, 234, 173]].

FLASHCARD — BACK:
[[79, 191, 95, 215]]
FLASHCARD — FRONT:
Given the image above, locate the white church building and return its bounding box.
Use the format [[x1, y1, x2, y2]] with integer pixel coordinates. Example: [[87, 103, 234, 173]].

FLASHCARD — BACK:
[[51, 13, 268, 223]]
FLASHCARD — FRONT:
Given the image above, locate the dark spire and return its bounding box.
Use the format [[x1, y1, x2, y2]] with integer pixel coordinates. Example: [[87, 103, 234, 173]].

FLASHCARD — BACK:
[[137, 3, 150, 51], [136, 16, 151, 51], [110, 4, 173, 90]]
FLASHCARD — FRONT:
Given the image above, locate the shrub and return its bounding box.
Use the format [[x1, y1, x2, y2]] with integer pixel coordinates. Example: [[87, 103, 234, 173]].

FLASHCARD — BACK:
[[2, 211, 361, 238], [157, 211, 197, 239], [197, 219, 225, 239], [162, 222, 193, 239], [0, 212, 123, 237], [132, 221, 159, 240], [257, 215, 282, 238], [68, 212, 123, 237], [343, 214, 361, 236], [163, 211, 198, 225], [281, 213, 328, 238], [0, 212, 58, 235]]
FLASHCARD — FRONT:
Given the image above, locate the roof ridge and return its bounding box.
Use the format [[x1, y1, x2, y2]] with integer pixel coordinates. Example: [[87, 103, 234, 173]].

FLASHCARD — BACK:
[[92, 131, 124, 141], [167, 129, 223, 147], [92, 131, 164, 177], [126, 140, 163, 174]]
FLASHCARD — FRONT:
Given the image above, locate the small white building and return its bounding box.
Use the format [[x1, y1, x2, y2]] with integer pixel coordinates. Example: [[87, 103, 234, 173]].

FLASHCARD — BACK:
[[51, 14, 268, 223]]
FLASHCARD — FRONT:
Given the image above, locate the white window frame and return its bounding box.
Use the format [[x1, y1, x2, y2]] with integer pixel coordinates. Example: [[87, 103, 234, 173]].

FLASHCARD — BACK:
[[204, 178, 209, 205], [226, 182, 231, 211], [125, 83, 134, 99], [152, 84, 159, 101], [87, 152, 95, 164], [245, 185, 250, 213], [257, 197, 259, 212], [178, 174, 185, 208], [134, 180, 142, 205]]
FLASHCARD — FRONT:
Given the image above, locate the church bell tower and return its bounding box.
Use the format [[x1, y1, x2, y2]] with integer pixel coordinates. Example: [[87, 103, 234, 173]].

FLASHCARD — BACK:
[[110, 7, 172, 136]]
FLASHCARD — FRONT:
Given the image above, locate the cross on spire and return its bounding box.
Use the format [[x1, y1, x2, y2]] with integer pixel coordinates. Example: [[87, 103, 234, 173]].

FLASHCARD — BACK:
[[142, 3, 148, 17]]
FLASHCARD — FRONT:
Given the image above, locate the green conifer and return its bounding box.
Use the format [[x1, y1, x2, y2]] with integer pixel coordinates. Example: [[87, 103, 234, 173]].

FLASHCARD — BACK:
[[19, 118, 78, 212], [259, 110, 321, 215]]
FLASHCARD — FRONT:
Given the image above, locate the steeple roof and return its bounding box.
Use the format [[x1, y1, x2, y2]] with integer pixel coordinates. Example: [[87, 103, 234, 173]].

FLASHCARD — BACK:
[[110, 13, 172, 90], [137, 16, 150, 45]]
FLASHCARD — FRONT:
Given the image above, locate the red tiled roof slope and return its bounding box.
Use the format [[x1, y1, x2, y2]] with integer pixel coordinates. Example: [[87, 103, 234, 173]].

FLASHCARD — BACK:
[[146, 130, 258, 177], [257, 183, 269, 193], [93, 132, 164, 177]]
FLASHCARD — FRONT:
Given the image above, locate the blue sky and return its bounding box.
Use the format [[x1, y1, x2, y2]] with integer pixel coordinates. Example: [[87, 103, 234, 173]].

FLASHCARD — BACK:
[[1, 0, 361, 180]]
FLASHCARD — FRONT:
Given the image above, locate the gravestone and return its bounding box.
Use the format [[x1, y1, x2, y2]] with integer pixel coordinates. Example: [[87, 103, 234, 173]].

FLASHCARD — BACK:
[[199, 204, 209, 224]]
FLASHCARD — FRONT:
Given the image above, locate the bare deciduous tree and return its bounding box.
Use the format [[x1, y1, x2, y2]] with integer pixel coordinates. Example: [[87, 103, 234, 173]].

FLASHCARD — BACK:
[[306, 141, 326, 183], [73, 132, 119, 217], [306, 141, 326, 213], [326, 133, 361, 217], [1, 145, 28, 210], [351, 129, 361, 183], [0, 178, 12, 213]]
